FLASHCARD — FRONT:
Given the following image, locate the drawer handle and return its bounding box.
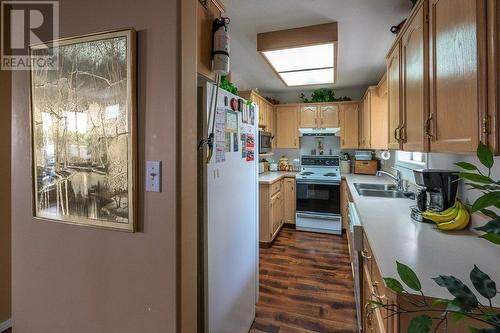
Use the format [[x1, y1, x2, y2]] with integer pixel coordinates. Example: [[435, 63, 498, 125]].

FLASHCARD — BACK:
[[361, 250, 372, 260]]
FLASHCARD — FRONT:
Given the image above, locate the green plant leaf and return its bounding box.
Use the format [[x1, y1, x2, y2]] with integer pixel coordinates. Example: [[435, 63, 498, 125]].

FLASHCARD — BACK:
[[408, 315, 432, 333], [396, 262, 422, 291], [460, 173, 495, 184], [477, 142, 494, 169], [471, 192, 500, 212], [455, 162, 479, 171], [446, 298, 463, 312], [465, 183, 500, 191], [479, 233, 500, 245], [475, 218, 500, 235], [480, 209, 499, 219], [383, 277, 404, 293], [432, 275, 479, 311], [432, 299, 450, 306], [452, 312, 466, 321], [470, 265, 497, 299]]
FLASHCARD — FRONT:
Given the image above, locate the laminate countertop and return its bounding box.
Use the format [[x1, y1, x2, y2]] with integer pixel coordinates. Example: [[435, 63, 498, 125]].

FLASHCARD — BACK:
[[343, 174, 499, 307], [259, 171, 297, 184]]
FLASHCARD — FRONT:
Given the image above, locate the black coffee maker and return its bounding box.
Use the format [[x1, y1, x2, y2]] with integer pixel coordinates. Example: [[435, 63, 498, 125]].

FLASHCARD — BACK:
[[411, 169, 459, 222]]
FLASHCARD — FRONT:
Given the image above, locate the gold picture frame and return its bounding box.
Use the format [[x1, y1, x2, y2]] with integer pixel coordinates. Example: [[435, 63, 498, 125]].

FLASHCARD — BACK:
[[29, 29, 137, 232]]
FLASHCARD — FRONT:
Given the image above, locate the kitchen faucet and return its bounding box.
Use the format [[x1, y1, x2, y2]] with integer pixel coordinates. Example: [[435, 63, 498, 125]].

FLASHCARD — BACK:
[[376, 168, 404, 192]]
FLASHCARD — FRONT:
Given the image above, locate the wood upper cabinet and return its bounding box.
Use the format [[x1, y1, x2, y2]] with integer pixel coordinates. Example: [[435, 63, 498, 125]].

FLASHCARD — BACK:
[[283, 178, 296, 224], [428, 0, 485, 153], [299, 104, 339, 128], [197, 0, 224, 80], [240, 90, 275, 133], [340, 103, 359, 149], [276, 105, 299, 148], [300, 105, 318, 128], [320, 104, 340, 127], [387, 42, 402, 150], [371, 76, 389, 150], [360, 90, 372, 148], [401, 2, 429, 152]]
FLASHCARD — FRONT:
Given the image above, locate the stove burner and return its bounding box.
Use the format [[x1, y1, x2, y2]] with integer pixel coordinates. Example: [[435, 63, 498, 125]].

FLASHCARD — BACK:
[[301, 172, 314, 176], [324, 173, 338, 177]]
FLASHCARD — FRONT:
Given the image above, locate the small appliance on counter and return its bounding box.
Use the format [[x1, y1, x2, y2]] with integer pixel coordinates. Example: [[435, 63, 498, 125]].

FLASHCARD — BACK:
[[354, 151, 373, 161], [258, 162, 265, 174], [410, 169, 459, 222]]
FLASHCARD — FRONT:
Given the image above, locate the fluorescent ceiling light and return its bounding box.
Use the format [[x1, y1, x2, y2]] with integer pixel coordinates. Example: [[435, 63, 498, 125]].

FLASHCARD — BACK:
[[279, 68, 334, 86], [262, 43, 334, 72], [257, 23, 338, 87]]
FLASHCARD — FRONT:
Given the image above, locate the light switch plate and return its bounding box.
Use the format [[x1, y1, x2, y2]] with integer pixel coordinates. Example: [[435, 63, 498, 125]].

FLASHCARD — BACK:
[[146, 160, 162, 192]]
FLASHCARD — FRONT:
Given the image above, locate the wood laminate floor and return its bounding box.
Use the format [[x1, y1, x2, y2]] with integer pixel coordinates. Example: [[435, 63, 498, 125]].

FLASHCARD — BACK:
[[250, 227, 358, 333]]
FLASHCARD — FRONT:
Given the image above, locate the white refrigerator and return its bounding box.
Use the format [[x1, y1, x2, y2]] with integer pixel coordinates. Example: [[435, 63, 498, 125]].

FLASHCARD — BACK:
[[198, 81, 259, 333]]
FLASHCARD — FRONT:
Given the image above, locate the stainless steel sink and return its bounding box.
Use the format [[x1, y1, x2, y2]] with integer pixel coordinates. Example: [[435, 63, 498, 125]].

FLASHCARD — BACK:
[[354, 183, 397, 191], [354, 183, 406, 198]]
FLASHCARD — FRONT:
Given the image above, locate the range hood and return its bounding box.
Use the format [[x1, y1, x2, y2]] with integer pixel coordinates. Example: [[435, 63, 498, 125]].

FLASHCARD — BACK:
[[299, 128, 340, 137]]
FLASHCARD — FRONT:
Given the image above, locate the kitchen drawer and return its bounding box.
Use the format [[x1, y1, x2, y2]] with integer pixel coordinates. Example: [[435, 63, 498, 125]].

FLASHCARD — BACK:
[[270, 179, 282, 196], [354, 160, 378, 175]]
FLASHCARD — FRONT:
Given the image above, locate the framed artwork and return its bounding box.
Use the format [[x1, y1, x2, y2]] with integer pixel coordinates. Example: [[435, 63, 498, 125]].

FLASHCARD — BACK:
[[29, 29, 137, 231]]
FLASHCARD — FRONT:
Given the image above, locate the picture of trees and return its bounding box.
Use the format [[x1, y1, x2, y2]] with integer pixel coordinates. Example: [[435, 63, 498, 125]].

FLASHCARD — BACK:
[[30, 30, 136, 231]]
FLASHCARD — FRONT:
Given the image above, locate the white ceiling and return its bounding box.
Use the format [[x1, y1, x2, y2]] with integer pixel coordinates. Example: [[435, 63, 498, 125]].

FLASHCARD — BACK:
[[225, 0, 412, 93]]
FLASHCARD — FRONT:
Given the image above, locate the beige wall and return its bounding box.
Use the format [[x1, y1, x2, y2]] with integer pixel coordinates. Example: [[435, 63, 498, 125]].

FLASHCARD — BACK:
[[11, 0, 178, 332], [0, 66, 12, 324]]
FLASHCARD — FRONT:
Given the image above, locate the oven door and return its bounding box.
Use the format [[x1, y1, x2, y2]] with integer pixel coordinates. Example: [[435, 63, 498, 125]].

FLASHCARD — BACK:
[[296, 180, 340, 215]]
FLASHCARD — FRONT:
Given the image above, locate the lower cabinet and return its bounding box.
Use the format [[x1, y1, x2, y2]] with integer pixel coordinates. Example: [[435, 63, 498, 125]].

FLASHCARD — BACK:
[[259, 177, 296, 246], [283, 178, 296, 224]]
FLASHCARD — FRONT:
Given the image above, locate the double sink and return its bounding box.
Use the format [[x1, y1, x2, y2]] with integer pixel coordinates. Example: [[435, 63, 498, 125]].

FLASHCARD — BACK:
[[354, 183, 408, 198]]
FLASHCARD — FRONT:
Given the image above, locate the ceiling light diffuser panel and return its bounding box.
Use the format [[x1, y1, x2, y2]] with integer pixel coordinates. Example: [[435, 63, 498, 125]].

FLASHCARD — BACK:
[[279, 68, 334, 86], [262, 43, 334, 72], [257, 23, 338, 87]]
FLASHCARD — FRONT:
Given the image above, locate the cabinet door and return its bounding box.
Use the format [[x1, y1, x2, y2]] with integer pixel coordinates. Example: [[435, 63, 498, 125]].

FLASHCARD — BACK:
[[363, 92, 372, 148], [300, 105, 319, 128], [197, 1, 222, 80], [276, 106, 299, 148], [401, 3, 428, 152], [371, 84, 389, 150], [340, 104, 359, 149], [340, 180, 348, 230], [387, 42, 402, 150], [428, 0, 484, 153], [320, 104, 339, 128], [283, 178, 296, 224], [270, 192, 281, 239]]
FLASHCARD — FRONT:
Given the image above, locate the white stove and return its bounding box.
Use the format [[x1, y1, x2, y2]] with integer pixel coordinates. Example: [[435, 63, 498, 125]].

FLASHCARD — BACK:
[[296, 155, 342, 235], [296, 156, 341, 183]]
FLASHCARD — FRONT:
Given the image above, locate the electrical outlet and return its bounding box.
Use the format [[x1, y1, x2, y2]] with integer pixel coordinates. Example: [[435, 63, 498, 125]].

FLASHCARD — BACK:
[[146, 161, 161, 192]]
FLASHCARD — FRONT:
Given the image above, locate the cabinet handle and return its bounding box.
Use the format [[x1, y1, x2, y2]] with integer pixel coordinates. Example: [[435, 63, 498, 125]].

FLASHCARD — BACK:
[[425, 113, 434, 139], [400, 125, 407, 141], [361, 250, 372, 260], [394, 125, 401, 141]]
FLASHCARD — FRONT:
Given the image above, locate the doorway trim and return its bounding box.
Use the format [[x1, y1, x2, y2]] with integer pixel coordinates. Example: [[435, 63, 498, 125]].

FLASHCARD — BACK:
[[179, 0, 198, 332]]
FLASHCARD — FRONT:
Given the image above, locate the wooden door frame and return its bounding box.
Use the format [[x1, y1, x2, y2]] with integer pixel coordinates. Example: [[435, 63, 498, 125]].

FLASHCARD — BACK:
[[179, 0, 198, 332]]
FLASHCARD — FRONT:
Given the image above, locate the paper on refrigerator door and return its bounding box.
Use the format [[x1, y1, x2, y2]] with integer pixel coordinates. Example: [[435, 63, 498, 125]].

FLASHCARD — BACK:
[[215, 107, 226, 163]]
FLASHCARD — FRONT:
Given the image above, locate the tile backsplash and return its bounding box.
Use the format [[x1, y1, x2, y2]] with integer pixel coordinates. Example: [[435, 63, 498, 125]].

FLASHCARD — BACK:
[[264, 136, 342, 164]]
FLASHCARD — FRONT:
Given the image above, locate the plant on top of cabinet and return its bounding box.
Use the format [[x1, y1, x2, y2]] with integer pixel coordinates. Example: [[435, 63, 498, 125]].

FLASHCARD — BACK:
[[300, 88, 351, 103], [220, 75, 239, 96]]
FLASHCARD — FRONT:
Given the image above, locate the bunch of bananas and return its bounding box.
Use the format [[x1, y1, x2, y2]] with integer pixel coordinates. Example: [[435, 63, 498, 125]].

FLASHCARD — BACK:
[[422, 200, 470, 231]]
